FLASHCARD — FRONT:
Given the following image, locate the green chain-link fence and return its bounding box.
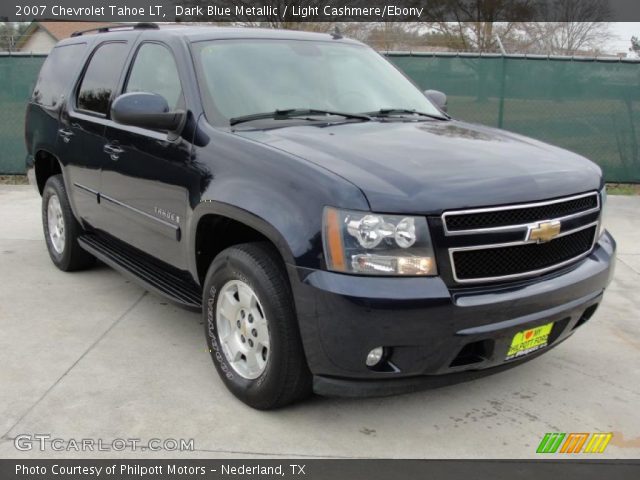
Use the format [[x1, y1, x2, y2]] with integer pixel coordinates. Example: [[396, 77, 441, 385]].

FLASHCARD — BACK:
[[0, 54, 46, 174], [1, 52, 639, 182], [388, 52, 640, 183]]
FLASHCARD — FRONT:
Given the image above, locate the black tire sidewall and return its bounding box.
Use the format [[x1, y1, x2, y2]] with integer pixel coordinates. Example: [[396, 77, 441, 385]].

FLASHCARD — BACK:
[[203, 248, 293, 407], [42, 176, 72, 268]]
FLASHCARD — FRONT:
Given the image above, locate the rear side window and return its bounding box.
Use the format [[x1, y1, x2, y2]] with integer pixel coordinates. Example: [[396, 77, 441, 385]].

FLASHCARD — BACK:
[[33, 43, 87, 108], [125, 43, 182, 109], [77, 42, 129, 115]]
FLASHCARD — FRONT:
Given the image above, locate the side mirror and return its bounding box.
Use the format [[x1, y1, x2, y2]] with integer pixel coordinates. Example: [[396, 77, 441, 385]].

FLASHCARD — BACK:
[[111, 92, 185, 132], [424, 89, 448, 113]]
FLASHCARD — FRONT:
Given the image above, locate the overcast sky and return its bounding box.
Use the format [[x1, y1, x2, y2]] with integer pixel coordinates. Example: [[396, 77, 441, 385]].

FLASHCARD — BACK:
[[608, 22, 639, 53]]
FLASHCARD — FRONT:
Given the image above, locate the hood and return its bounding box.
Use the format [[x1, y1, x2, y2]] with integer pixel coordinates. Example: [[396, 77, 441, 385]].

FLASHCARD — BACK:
[[235, 120, 602, 214]]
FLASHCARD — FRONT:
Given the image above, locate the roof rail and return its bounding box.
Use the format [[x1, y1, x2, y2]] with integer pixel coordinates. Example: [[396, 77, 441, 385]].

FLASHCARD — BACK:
[[70, 22, 159, 37]]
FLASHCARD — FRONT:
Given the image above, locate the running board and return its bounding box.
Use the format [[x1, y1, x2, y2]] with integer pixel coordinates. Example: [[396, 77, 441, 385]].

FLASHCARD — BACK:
[[78, 234, 202, 310]]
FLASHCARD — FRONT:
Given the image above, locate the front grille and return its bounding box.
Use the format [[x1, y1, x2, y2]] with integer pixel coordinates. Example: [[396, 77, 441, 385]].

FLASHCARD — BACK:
[[442, 192, 601, 284], [452, 226, 597, 281], [444, 194, 598, 232]]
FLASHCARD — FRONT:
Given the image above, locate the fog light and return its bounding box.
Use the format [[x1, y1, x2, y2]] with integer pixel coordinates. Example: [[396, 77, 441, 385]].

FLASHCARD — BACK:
[[366, 347, 384, 367]]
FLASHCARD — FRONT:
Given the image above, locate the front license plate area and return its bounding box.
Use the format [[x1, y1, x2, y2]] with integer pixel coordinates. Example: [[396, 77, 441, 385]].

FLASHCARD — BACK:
[[506, 322, 554, 360]]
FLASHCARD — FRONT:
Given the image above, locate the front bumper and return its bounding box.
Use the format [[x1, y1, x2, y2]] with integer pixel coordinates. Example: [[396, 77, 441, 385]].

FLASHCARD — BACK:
[[288, 232, 616, 397]]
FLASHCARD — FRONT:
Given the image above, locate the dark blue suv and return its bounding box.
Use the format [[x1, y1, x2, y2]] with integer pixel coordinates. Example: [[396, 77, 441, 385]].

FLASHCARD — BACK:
[[25, 24, 615, 408]]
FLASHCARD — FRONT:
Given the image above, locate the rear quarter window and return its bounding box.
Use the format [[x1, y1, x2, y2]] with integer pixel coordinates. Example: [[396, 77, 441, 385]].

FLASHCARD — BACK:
[[32, 43, 87, 108]]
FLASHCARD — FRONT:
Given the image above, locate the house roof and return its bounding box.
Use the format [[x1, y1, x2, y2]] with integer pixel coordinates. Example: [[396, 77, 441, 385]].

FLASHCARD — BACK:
[[38, 21, 114, 40], [16, 21, 112, 49]]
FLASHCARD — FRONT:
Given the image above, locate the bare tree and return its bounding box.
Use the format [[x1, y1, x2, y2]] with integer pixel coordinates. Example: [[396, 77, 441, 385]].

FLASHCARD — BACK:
[[629, 36, 640, 59], [422, 0, 539, 52], [0, 22, 28, 52], [514, 22, 611, 55], [513, 0, 612, 55], [428, 21, 525, 52], [365, 23, 423, 51]]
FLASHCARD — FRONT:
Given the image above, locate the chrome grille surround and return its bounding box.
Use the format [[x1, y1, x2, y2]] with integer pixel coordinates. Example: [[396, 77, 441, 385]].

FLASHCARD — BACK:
[[441, 192, 601, 284], [442, 191, 600, 235]]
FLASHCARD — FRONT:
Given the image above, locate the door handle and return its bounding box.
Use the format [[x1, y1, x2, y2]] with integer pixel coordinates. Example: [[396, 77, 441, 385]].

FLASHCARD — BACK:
[[58, 128, 74, 143], [103, 144, 124, 161]]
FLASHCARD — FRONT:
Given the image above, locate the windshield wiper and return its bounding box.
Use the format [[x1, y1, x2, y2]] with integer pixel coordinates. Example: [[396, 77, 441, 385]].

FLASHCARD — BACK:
[[229, 109, 371, 126], [366, 108, 447, 120]]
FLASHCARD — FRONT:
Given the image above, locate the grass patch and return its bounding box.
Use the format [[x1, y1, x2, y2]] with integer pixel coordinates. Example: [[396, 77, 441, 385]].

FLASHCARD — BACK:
[[606, 183, 640, 195], [0, 175, 28, 185]]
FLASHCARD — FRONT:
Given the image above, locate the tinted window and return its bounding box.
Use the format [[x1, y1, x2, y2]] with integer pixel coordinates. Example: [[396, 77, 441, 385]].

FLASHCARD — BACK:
[[33, 43, 87, 108], [126, 43, 182, 109], [77, 42, 129, 115]]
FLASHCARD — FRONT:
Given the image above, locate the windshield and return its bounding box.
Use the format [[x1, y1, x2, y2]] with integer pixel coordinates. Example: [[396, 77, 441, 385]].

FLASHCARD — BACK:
[[193, 39, 444, 125]]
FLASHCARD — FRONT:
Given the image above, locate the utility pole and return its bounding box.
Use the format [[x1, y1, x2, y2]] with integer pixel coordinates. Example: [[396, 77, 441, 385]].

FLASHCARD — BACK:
[[495, 34, 507, 55]]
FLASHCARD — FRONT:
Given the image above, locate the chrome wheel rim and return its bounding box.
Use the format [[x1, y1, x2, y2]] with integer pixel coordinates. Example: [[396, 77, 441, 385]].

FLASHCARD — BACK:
[[47, 194, 65, 254], [215, 280, 270, 380]]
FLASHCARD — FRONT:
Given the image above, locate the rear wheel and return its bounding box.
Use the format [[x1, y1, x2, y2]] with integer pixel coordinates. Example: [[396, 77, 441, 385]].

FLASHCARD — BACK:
[[203, 242, 312, 409], [42, 175, 95, 271]]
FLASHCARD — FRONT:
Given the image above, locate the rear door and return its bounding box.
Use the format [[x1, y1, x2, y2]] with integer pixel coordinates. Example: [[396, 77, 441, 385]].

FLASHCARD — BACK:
[[101, 41, 194, 268], [58, 40, 132, 227], [28, 41, 87, 215]]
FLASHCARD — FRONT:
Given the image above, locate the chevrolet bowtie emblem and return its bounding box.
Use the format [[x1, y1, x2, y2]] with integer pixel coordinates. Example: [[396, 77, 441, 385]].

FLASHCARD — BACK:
[[527, 220, 561, 243]]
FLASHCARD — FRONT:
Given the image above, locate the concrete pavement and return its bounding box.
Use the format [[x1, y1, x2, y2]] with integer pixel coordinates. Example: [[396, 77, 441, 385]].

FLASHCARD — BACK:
[[0, 185, 638, 459]]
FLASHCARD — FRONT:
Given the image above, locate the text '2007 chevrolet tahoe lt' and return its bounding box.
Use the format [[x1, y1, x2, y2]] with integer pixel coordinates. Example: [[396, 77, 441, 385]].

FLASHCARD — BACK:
[[25, 24, 616, 409]]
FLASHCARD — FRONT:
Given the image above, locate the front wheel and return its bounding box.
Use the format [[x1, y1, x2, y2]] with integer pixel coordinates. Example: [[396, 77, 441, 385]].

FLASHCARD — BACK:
[[203, 242, 311, 409]]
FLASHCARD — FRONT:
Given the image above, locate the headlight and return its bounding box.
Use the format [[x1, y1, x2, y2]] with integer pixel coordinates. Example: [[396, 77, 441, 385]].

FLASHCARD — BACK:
[[323, 207, 438, 276], [598, 186, 607, 237]]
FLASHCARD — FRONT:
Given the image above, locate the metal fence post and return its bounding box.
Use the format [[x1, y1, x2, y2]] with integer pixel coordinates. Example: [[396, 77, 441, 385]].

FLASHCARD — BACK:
[[497, 55, 506, 129]]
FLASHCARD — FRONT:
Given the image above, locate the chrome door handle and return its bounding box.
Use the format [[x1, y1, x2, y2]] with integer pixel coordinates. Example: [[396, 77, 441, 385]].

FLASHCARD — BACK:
[[103, 144, 124, 161], [58, 129, 74, 143]]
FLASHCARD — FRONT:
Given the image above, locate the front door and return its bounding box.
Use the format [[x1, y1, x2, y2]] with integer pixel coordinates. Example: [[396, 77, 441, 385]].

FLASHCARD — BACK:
[[100, 42, 194, 269]]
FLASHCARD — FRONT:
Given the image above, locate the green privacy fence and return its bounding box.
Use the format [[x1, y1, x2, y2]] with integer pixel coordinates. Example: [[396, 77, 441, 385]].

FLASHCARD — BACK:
[[1, 52, 639, 182], [0, 54, 46, 174], [388, 52, 640, 183]]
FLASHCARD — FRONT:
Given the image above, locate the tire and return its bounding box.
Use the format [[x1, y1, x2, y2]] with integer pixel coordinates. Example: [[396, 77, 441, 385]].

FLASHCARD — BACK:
[[42, 175, 95, 271], [203, 242, 312, 409]]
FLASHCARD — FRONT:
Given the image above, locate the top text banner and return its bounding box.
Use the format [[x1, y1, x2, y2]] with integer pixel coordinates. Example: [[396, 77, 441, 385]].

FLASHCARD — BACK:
[[4, 0, 640, 23]]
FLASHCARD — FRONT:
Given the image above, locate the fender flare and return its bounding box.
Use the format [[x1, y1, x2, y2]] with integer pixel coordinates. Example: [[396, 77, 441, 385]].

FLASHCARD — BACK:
[[31, 149, 83, 223], [187, 200, 297, 282], [31, 147, 62, 192]]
